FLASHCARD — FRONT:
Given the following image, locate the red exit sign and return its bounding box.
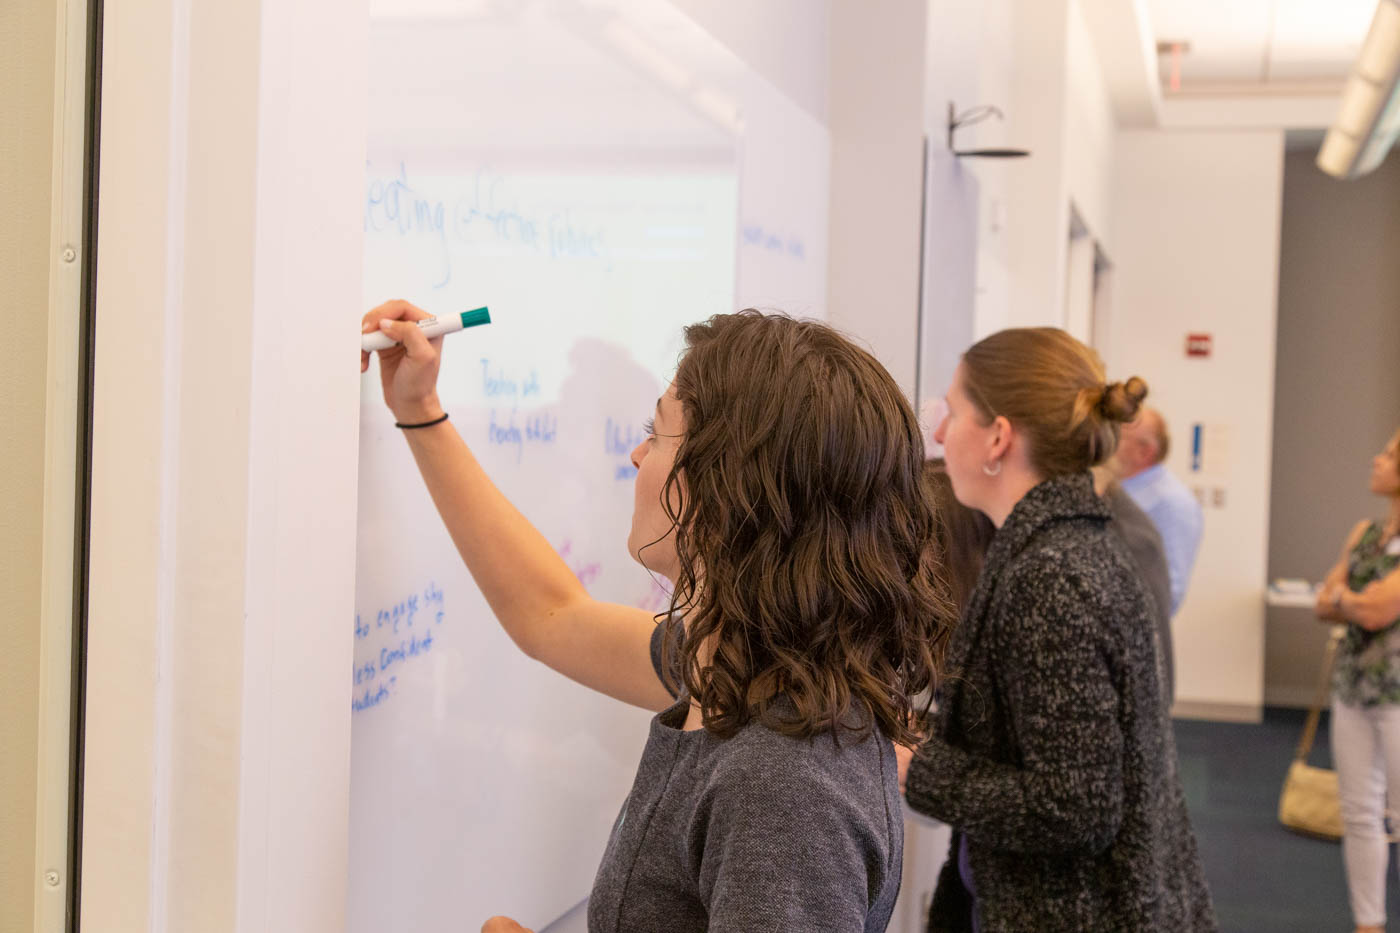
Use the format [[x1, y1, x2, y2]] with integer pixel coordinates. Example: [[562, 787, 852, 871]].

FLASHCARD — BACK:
[[1186, 333, 1212, 358]]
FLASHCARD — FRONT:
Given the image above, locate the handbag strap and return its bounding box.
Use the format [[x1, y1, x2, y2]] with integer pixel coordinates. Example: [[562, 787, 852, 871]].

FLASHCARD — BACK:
[[1295, 625, 1346, 762]]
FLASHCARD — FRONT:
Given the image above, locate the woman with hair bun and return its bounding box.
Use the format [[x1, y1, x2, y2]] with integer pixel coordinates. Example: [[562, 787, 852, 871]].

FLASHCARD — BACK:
[[900, 328, 1217, 932]]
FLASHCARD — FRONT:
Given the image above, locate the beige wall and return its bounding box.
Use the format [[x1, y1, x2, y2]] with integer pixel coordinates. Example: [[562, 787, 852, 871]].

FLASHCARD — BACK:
[[1265, 150, 1400, 706], [0, 0, 56, 928]]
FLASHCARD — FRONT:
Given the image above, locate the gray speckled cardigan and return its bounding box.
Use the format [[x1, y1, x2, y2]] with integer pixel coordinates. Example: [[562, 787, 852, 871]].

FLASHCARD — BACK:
[[905, 473, 1216, 933]]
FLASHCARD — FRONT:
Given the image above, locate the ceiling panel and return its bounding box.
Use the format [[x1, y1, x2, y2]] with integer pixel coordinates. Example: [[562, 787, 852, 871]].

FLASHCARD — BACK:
[[1151, 0, 1272, 85], [1148, 0, 1274, 41], [1148, 0, 1375, 90], [1268, 0, 1373, 81]]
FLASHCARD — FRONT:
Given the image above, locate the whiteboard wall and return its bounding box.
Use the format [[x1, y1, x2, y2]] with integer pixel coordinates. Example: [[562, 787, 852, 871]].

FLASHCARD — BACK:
[[352, 2, 829, 930]]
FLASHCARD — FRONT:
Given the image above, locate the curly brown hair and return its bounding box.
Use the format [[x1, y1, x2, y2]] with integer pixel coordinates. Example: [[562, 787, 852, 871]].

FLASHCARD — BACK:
[[658, 310, 954, 745]]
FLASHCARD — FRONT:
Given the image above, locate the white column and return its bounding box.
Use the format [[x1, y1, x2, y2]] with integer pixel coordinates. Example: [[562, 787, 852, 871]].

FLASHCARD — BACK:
[[1108, 129, 1284, 721], [1004, 0, 1072, 331], [83, 0, 365, 929]]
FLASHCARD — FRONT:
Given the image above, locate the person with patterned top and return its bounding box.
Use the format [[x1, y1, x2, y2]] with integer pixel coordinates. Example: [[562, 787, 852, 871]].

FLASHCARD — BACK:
[[1316, 428, 1400, 933]]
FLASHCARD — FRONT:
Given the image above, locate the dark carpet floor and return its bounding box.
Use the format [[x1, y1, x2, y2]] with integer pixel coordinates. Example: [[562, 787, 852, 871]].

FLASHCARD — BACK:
[[1175, 707, 1400, 932]]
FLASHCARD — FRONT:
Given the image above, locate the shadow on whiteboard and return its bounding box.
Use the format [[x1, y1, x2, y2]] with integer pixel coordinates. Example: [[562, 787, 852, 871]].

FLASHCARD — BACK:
[[354, 336, 673, 930]]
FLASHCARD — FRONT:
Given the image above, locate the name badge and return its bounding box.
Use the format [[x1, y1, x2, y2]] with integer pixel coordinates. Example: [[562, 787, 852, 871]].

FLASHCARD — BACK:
[[1386, 537, 1400, 557]]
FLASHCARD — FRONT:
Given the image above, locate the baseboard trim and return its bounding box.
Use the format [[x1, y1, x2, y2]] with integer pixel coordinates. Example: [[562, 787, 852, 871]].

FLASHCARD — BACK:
[[1171, 700, 1263, 723], [1263, 686, 1322, 710]]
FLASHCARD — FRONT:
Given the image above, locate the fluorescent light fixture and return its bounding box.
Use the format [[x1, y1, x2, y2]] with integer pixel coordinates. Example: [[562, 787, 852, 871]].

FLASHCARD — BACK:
[[1318, 0, 1400, 179], [1318, 127, 1361, 176], [1337, 73, 1385, 136]]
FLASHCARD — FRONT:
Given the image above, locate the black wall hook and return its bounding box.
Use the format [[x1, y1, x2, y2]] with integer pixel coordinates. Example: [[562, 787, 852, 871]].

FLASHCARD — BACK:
[[947, 102, 1031, 158]]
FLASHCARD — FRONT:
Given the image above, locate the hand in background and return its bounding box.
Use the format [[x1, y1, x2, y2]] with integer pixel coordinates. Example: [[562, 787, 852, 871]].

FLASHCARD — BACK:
[[481, 916, 534, 933], [1316, 583, 1346, 622]]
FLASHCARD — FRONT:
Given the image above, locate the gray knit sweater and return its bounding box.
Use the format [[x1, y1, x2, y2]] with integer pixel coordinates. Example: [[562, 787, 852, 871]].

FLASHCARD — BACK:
[[905, 473, 1216, 933]]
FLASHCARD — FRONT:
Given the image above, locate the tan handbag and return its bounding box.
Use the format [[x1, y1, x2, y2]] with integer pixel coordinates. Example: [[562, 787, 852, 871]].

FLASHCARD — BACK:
[[1278, 626, 1345, 841]]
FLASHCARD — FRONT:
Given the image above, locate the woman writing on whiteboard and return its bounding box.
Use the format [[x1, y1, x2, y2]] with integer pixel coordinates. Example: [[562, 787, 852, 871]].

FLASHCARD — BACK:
[[362, 302, 955, 933]]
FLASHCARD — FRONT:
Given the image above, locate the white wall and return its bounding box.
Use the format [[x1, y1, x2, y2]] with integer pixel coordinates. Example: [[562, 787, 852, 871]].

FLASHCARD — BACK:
[[968, 0, 1016, 340], [1001, 0, 1072, 332], [1063, 230, 1097, 344], [924, 0, 1114, 345], [980, 0, 1118, 336], [1107, 129, 1285, 720], [922, 0, 1116, 345], [925, 0, 1015, 350], [828, 0, 929, 401], [1063, 0, 1116, 250]]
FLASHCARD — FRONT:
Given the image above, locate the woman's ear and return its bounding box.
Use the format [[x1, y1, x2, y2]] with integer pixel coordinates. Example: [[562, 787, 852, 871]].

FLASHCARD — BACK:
[[988, 415, 1014, 461]]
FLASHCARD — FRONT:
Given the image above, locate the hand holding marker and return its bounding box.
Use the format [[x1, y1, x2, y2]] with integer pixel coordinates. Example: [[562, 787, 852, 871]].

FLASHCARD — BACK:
[[361, 303, 491, 427], [361, 305, 491, 352]]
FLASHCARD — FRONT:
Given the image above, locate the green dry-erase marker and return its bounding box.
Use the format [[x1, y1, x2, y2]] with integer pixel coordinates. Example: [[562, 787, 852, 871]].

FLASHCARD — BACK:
[[362, 306, 491, 352]]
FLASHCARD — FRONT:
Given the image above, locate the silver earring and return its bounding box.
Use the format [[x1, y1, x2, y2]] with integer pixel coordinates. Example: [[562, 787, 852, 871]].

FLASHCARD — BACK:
[[982, 460, 1002, 477]]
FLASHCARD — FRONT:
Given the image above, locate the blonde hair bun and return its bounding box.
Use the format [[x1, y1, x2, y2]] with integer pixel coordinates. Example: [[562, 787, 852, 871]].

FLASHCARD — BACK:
[[1099, 376, 1148, 424], [962, 328, 1150, 475]]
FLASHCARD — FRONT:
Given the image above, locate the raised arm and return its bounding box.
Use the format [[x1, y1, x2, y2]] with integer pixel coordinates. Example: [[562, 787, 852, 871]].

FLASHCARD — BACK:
[[362, 300, 674, 712]]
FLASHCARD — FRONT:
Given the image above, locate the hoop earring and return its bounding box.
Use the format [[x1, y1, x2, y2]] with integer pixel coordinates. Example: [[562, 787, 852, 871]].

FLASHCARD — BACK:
[[982, 460, 1002, 477]]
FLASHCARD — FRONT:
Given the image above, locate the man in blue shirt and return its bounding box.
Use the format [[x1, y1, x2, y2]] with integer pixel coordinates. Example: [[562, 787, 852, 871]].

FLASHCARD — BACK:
[[1111, 408, 1204, 616]]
